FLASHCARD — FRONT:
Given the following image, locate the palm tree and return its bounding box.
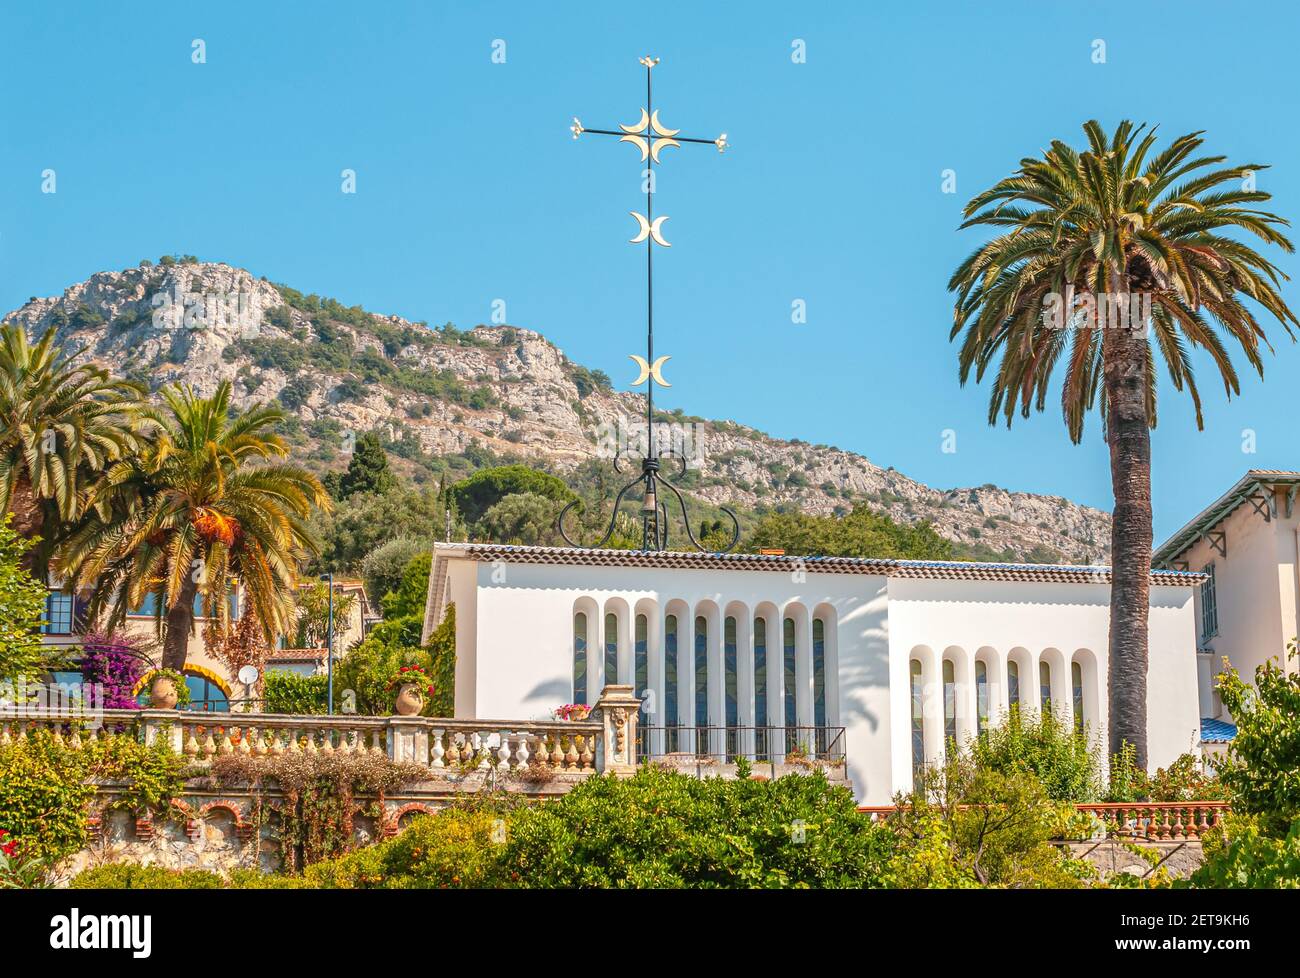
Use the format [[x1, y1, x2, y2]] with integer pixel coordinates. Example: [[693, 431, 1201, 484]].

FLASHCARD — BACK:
[[950, 121, 1298, 768], [0, 323, 144, 574], [63, 381, 330, 671]]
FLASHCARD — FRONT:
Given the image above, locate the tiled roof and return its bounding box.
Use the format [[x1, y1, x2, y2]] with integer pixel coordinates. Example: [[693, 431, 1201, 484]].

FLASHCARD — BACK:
[[1200, 717, 1237, 743], [267, 647, 326, 663], [432, 543, 1206, 586], [1154, 469, 1300, 565]]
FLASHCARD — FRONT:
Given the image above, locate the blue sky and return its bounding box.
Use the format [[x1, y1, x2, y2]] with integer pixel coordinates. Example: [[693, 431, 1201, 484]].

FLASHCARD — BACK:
[[3, 1, 1299, 542]]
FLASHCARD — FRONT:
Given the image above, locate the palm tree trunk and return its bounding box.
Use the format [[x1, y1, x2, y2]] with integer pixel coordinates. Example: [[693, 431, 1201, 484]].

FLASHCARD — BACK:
[[161, 574, 199, 672], [1102, 308, 1153, 771], [9, 476, 44, 574]]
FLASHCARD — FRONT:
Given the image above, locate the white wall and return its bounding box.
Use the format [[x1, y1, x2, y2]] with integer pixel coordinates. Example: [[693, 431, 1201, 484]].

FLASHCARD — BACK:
[[1180, 496, 1296, 719], [440, 555, 1200, 804]]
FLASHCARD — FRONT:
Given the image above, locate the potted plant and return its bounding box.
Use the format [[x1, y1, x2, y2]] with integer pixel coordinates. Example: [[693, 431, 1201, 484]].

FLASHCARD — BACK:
[[388, 665, 434, 716], [553, 703, 591, 722], [147, 668, 191, 710]]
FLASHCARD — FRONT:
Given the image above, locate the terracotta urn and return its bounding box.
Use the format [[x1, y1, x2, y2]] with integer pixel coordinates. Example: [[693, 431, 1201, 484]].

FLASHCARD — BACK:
[[394, 683, 425, 716], [150, 676, 179, 710]]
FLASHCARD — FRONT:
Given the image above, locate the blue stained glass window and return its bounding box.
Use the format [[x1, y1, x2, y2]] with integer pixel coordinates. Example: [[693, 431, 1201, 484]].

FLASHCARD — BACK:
[[605, 613, 618, 688], [724, 617, 737, 728], [783, 618, 796, 728], [634, 614, 648, 701], [694, 616, 708, 728], [664, 615, 678, 728], [573, 612, 588, 705], [813, 619, 826, 728]]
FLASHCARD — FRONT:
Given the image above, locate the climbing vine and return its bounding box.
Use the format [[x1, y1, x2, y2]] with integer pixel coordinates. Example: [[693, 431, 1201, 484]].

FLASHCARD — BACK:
[[207, 751, 427, 871]]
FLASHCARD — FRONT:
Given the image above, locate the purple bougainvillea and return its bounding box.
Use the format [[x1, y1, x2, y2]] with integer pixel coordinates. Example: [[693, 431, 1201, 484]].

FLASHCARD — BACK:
[[78, 633, 150, 710]]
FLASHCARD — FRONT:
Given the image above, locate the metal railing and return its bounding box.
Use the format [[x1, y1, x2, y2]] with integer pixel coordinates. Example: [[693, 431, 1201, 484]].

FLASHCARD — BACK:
[[636, 725, 846, 779]]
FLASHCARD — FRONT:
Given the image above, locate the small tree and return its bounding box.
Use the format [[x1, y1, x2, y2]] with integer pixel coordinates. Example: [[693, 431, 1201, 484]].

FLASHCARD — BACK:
[[0, 514, 51, 686], [337, 432, 396, 499], [293, 583, 357, 656], [1215, 642, 1300, 837]]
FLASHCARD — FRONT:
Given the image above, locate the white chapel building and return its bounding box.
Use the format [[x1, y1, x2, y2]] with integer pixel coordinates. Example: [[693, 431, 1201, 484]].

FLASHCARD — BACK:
[[422, 543, 1203, 804]]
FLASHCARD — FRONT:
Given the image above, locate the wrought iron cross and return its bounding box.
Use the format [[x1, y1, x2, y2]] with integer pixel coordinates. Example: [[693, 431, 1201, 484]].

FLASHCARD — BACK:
[[557, 55, 738, 553]]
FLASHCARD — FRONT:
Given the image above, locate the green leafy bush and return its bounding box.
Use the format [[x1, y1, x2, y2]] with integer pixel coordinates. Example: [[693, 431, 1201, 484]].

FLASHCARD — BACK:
[[889, 759, 1093, 888], [0, 513, 54, 685], [361, 537, 430, 608], [1215, 642, 1300, 837], [971, 708, 1100, 802], [0, 733, 98, 861], [1191, 815, 1300, 888], [501, 767, 893, 888], [264, 671, 329, 714], [70, 864, 225, 889]]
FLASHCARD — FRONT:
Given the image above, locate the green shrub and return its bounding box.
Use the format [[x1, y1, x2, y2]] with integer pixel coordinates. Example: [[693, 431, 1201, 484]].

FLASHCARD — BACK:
[[377, 810, 507, 888], [971, 708, 1100, 801], [1215, 642, 1300, 837], [361, 537, 430, 608], [502, 767, 893, 888], [0, 733, 98, 861], [1191, 815, 1300, 888], [890, 759, 1094, 888], [70, 864, 225, 889], [264, 671, 329, 714]]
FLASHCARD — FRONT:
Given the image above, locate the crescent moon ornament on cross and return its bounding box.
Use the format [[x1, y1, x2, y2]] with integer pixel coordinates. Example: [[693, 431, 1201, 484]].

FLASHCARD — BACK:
[[629, 211, 670, 246], [561, 56, 736, 554], [629, 354, 671, 387]]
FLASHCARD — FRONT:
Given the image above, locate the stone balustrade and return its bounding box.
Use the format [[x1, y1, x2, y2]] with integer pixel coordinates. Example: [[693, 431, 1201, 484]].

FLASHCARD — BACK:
[[857, 800, 1231, 840], [0, 684, 640, 780], [1073, 801, 1229, 840]]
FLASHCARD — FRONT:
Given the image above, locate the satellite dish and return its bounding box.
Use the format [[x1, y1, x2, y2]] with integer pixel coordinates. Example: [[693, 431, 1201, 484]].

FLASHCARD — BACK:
[[238, 665, 260, 685]]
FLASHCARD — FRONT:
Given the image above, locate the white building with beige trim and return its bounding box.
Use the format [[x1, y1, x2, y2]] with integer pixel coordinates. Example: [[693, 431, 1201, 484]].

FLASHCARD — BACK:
[[423, 543, 1203, 804], [1154, 469, 1300, 736]]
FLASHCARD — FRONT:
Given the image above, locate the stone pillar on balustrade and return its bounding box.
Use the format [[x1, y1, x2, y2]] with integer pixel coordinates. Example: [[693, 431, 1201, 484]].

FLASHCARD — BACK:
[[593, 684, 641, 777], [387, 717, 430, 766], [140, 710, 185, 753]]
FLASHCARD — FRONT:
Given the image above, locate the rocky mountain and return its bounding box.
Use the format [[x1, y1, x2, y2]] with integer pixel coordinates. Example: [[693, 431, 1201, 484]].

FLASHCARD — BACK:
[[4, 259, 1112, 563]]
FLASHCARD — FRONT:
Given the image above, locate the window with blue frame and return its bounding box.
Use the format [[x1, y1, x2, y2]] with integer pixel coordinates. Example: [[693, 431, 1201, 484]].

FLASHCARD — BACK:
[[723, 617, 737, 730], [42, 591, 74, 634], [694, 616, 708, 729], [664, 615, 678, 728], [604, 612, 618, 687], [911, 660, 924, 786], [137, 670, 229, 712], [634, 614, 648, 703], [782, 618, 797, 728], [573, 612, 588, 705], [1072, 661, 1085, 734], [943, 659, 957, 747], [129, 589, 238, 619], [812, 619, 826, 728]]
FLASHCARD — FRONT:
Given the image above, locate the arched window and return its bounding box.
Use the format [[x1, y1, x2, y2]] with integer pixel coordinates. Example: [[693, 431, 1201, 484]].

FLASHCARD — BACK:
[[694, 616, 708, 730], [910, 660, 924, 787], [604, 612, 618, 687], [975, 660, 988, 735], [664, 615, 678, 731], [185, 671, 229, 712], [573, 612, 588, 705], [813, 619, 827, 729], [1007, 660, 1020, 711], [942, 659, 957, 748], [1040, 661, 1052, 712], [782, 618, 797, 728], [634, 614, 648, 701], [754, 617, 768, 759], [724, 617, 738, 732], [1072, 661, 1085, 734]]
